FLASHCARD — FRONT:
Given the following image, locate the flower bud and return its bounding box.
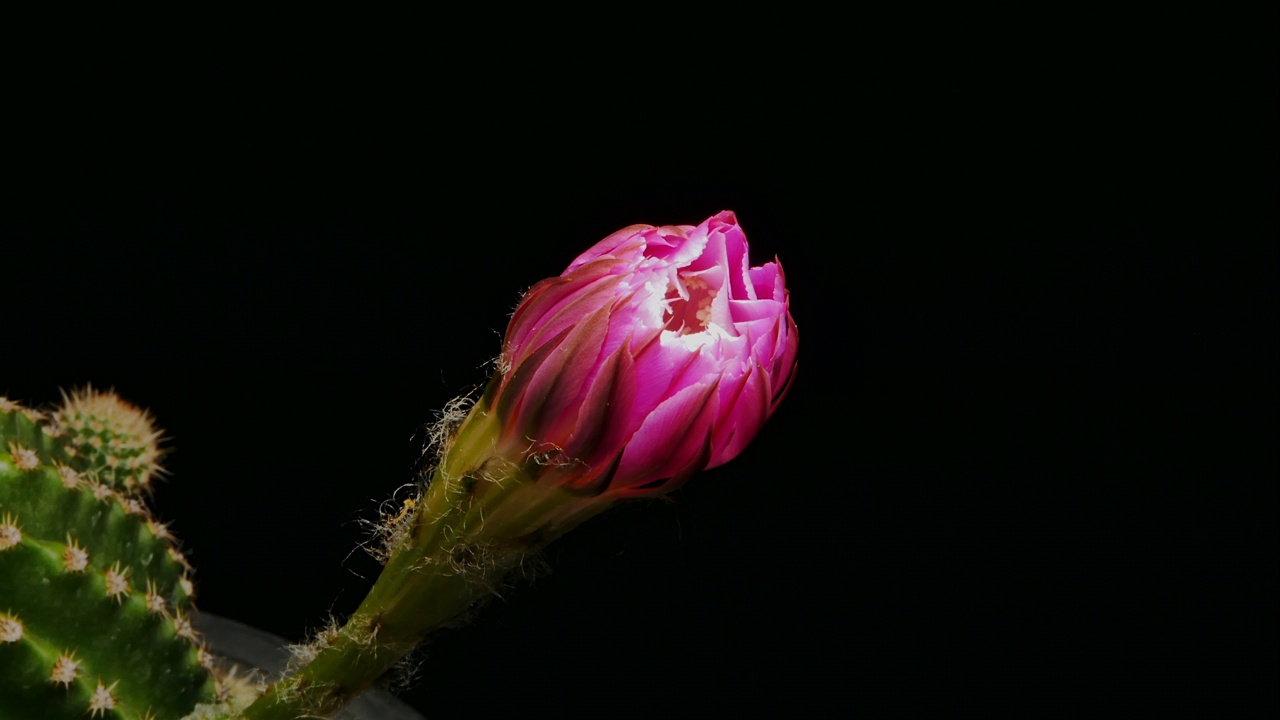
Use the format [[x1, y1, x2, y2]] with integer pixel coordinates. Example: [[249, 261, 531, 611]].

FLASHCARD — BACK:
[[487, 210, 798, 498], [234, 212, 799, 719]]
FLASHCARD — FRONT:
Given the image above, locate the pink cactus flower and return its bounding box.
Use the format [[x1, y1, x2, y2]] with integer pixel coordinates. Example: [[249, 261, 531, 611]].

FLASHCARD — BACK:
[[230, 213, 796, 720], [488, 210, 798, 498]]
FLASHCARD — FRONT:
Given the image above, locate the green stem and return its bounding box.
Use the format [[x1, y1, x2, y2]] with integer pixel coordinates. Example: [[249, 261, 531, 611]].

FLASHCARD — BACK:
[[234, 558, 476, 720], [235, 407, 523, 720], [234, 403, 615, 719], [235, 477, 500, 720]]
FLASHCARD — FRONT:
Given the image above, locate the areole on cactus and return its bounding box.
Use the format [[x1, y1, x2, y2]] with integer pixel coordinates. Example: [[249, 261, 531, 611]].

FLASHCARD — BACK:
[[1, 211, 797, 719]]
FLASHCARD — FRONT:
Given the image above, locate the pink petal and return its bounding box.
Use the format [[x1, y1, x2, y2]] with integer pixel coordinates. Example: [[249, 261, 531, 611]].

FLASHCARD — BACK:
[[708, 359, 770, 468], [771, 356, 799, 410], [628, 334, 721, 423], [749, 261, 784, 303], [560, 448, 625, 496], [614, 379, 720, 488], [517, 300, 614, 444], [768, 314, 799, 403], [641, 224, 708, 268], [729, 297, 786, 325], [505, 258, 627, 361], [495, 325, 573, 443], [566, 225, 651, 271], [709, 365, 754, 457], [616, 425, 714, 499], [714, 212, 753, 301], [564, 339, 636, 463], [509, 270, 627, 367]]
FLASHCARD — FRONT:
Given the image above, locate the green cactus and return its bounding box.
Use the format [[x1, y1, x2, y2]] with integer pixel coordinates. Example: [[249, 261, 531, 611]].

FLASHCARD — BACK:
[[0, 390, 220, 720]]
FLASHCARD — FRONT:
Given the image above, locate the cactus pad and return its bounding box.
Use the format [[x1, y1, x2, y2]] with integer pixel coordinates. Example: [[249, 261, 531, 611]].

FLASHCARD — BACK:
[[0, 392, 218, 720]]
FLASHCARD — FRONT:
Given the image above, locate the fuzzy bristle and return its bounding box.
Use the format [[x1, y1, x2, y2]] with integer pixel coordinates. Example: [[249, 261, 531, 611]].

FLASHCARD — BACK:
[[6, 441, 39, 471], [55, 462, 81, 488], [63, 534, 89, 572], [0, 612, 23, 643], [145, 579, 167, 615], [173, 610, 198, 641], [87, 680, 118, 717], [0, 513, 20, 551], [104, 562, 131, 601], [50, 652, 82, 688]]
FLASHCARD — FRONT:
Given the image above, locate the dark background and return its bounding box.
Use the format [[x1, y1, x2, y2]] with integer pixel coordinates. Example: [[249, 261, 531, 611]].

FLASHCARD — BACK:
[[4, 11, 1277, 717]]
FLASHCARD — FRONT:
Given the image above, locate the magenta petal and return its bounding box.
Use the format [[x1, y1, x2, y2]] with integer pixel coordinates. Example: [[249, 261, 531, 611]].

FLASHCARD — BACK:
[[615, 425, 713, 499], [507, 264, 630, 365], [505, 276, 563, 352], [769, 316, 799, 400], [771, 356, 799, 410], [566, 225, 651, 271], [729, 298, 786, 324], [615, 379, 720, 488], [717, 215, 753, 301], [494, 325, 573, 441], [748, 261, 783, 303], [709, 365, 753, 458], [562, 448, 625, 496], [564, 334, 637, 463], [505, 262, 616, 361], [628, 336, 719, 422], [519, 300, 614, 444], [709, 360, 769, 469], [641, 224, 707, 267], [595, 286, 652, 364], [686, 219, 727, 275], [663, 426, 716, 492], [492, 210, 796, 498], [749, 319, 783, 371]]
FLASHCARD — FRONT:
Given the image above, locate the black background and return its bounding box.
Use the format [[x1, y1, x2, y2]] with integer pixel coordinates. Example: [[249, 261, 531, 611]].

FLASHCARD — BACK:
[[4, 11, 1277, 717]]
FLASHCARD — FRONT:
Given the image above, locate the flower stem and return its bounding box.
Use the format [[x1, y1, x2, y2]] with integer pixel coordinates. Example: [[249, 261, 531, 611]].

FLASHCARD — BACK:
[[234, 554, 477, 720], [235, 466, 504, 720], [234, 403, 612, 719]]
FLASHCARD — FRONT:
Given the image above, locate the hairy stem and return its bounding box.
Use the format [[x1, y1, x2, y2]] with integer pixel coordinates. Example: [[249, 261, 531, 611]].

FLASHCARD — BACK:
[[236, 407, 523, 720], [235, 403, 614, 719]]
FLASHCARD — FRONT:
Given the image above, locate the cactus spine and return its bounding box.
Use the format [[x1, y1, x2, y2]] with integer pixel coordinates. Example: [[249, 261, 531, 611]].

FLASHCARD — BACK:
[[0, 390, 218, 720]]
